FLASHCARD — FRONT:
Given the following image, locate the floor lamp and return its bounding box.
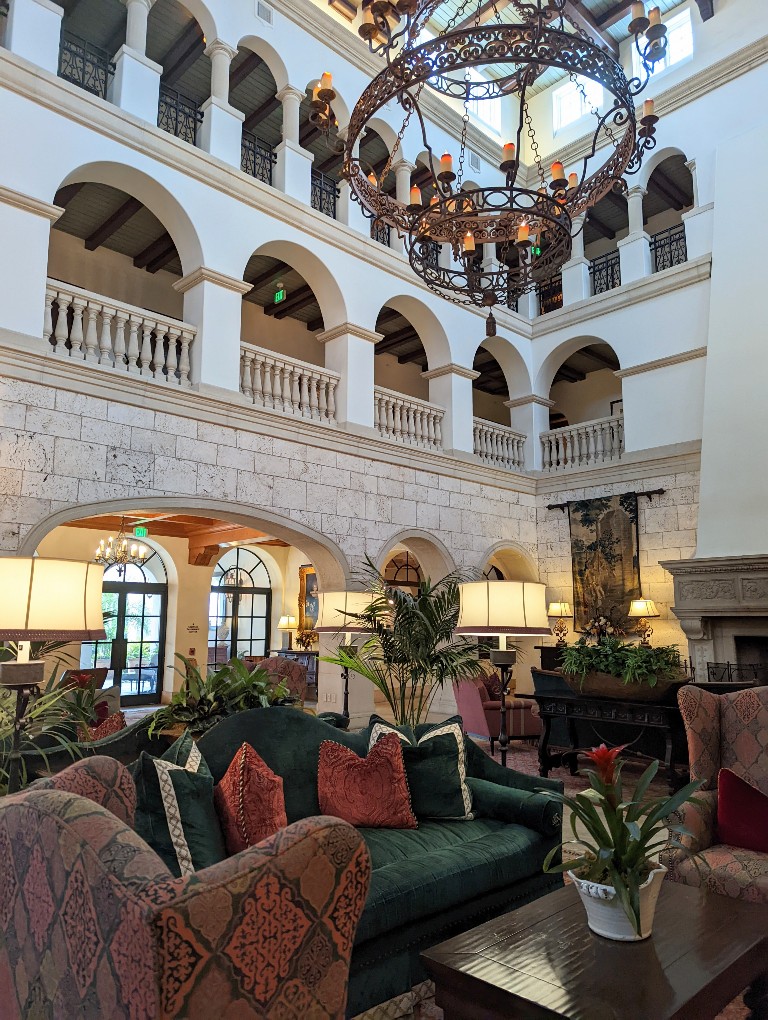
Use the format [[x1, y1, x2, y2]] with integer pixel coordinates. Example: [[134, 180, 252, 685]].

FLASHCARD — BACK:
[[0, 559, 106, 793], [456, 580, 552, 768], [315, 591, 370, 720]]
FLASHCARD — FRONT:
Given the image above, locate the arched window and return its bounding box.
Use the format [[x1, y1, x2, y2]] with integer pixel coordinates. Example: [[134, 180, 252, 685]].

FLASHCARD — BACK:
[[209, 547, 272, 668], [384, 552, 423, 595]]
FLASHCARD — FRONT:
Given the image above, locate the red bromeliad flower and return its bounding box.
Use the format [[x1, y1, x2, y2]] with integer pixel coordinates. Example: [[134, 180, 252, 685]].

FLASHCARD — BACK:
[[583, 743, 628, 785]]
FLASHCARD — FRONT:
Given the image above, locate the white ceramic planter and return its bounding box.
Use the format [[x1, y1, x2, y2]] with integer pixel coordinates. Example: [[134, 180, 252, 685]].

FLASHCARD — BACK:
[[568, 865, 667, 941]]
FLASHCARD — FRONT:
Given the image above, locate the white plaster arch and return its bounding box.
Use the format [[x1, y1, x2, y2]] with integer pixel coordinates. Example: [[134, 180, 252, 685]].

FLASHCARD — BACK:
[[475, 335, 533, 401], [364, 117, 399, 157], [149, 0, 218, 46], [237, 35, 289, 93], [476, 542, 540, 582], [375, 294, 452, 370], [241, 238, 349, 330], [18, 497, 351, 592], [55, 162, 204, 276], [533, 334, 621, 396], [374, 529, 456, 582], [637, 145, 689, 192]]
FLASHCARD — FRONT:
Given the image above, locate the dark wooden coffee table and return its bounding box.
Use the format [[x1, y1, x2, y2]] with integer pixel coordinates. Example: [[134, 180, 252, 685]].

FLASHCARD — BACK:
[[421, 883, 768, 1019]]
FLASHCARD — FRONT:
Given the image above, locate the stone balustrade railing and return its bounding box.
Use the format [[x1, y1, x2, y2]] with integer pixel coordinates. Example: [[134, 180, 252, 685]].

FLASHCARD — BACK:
[[541, 413, 624, 471], [44, 280, 195, 386], [374, 386, 444, 450], [473, 417, 526, 471], [240, 344, 340, 424]]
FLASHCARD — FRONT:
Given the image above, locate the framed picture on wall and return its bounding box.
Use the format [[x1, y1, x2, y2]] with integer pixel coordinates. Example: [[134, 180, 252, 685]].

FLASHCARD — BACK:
[[298, 564, 318, 631]]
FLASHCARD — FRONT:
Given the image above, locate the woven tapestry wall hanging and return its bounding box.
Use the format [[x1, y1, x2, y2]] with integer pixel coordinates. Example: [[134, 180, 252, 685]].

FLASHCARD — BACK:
[[568, 494, 641, 633]]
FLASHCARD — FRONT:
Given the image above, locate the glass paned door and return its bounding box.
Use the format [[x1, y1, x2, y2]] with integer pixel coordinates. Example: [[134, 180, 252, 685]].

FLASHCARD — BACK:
[[80, 582, 167, 704], [208, 547, 272, 669]]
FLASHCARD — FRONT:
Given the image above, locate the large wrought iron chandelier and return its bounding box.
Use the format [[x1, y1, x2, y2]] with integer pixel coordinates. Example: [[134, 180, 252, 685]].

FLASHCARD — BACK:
[[94, 518, 148, 578], [334, 0, 667, 311]]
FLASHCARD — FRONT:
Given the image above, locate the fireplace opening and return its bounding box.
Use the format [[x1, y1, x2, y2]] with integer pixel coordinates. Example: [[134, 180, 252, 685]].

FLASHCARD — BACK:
[[734, 636, 768, 668]]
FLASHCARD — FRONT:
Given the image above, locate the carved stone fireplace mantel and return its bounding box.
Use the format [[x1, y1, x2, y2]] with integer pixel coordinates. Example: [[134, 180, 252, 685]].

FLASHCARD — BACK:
[[661, 555, 768, 678]]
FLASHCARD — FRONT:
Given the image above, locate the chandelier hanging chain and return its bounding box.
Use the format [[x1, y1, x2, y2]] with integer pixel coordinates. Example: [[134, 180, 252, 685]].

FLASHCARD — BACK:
[[524, 101, 546, 191]]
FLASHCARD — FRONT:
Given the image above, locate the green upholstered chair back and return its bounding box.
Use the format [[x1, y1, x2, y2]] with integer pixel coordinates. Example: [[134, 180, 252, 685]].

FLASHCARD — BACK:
[[197, 706, 369, 822]]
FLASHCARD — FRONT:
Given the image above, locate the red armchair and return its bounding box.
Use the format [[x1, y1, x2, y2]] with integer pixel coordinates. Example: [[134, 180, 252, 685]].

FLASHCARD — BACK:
[[249, 655, 309, 704], [453, 677, 541, 755], [0, 757, 371, 1019]]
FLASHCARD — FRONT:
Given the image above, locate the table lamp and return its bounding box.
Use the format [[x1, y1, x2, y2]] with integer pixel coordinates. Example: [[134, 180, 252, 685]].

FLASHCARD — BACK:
[[547, 602, 573, 647], [315, 590, 370, 719], [628, 598, 660, 647], [456, 581, 551, 766], [0, 558, 106, 792], [277, 614, 297, 650]]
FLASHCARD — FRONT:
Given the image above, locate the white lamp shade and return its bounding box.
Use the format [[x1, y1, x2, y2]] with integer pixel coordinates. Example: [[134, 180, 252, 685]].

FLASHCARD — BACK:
[[277, 615, 297, 631], [0, 558, 106, 640], [456, 581, 551, 636], [547, 601, 573, 619], [315, 591, 371, 633], [628, 598, 660, 619]]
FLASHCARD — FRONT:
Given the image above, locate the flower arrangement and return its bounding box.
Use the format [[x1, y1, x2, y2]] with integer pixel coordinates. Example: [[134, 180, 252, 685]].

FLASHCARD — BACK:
[[543, 745, 702, 937], [296, 629, 318, 650], [582, 613, 626, 640]]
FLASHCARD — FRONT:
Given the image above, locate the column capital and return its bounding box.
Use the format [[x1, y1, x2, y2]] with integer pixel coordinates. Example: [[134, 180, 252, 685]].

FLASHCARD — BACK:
[[173, 267, 252, 295], [421, 363, 479, 382], [626, 185, 647, 200], [391, 159, 415, 175], [204, 39, 238, 61], [504, 394, 554, 409], [277, 84, 307, 105], [316, 323, 383, 345]]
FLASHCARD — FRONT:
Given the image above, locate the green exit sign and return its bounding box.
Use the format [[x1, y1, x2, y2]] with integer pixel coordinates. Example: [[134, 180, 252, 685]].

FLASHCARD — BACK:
[[531, 245, 542, 257], [133, 526, 149, 538], [274, 288, 286, 304]]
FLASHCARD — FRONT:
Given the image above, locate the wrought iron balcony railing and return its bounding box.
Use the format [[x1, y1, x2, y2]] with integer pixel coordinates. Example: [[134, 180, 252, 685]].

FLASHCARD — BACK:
[[650, 224, 687, 274], [537, 274, 563, 315], [241, 131, 276, 185], [158, 84, 202, 147], [370, 219, 391, 247], [58, 31, 115, 100], [589, 250, 621, 295], [311, 170, 340, 219]]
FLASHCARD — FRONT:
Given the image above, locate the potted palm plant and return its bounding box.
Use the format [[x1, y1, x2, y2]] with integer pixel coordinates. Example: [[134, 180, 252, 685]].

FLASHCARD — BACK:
[[543, 744, 702, 940], [322, 558, 483, 728]]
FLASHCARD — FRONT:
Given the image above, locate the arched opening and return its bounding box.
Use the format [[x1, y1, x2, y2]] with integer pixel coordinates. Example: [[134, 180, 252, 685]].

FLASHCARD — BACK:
[[548, 341, 622, 430], [147, 0, 212, 147], [472, 343, 510, 425], [374, 303, 430, 400], [55, 0, 124, 100], [480, 545, 539, 583], [301, 78, 351, 220], [208, 546, 272, 668], [46, 178, 192, 381], [229, 43, 282, 187], [583, 188, 627, 295], [383, 549, 423, 595], [644, 154, 693, 272], [377, 531, 455, 584], [355, 127, 397, 246]]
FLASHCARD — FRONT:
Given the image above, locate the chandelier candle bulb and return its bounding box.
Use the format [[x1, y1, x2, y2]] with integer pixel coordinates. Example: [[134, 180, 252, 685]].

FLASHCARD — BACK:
[[643, 99, 655, 119], [648, 6, 661, 25], [631, 1, 645, 18], [440, 152, 453, 175], [320, 72, 333, 91], [568, 172, 579, 189], [312, 83, 321, 102], [463, 232, 475, 253], [551, 161, 565, 182], [517, 223, 530, 243]]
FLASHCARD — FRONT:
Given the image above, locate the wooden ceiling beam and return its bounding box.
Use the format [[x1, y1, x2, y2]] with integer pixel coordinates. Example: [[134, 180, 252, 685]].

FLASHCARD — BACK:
[[243, 95, 281, 132], [133, 231, 174, 268], [596, 1, 631, 29], [579, 347, 620, 370], [146, 243, 179, 274], [397, 350, 428, 367], [244, 261, 289, 299], [307, 316, 324, 331], [586, 208, 615, 240], [695, 0, 714, 20], [84, 197, 142, 251], [263, 283, 315, 318], [554, 365, 587, 383], [376, 307, 404, 329], [454, 0, 511, 31], [375, 326, 420, 353], [229, 51, 262, 92], [649, 169, 690, 210], [562, 2, 619, 56], [53, 183, 85, 207], [161, 21, 205, 87]]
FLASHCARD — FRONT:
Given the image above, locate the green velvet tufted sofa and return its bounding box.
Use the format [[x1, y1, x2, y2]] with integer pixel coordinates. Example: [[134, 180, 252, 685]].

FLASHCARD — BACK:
[[196, 707, 564, 1018]]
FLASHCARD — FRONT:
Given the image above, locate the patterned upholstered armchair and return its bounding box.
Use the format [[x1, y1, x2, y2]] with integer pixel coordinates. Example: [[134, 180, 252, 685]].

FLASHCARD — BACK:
[[252, 655, 309, 704], [453, 678, 541, 755], [0, 757, 371, 1019], [661, 685, 768, 902]]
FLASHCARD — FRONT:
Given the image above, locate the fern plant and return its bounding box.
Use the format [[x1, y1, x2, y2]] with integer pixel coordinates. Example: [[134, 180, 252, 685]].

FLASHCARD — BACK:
[[560, 637, 682, 688]]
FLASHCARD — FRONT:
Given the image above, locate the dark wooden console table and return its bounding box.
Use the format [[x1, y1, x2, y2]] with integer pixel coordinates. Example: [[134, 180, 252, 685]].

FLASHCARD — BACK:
[[533, 689, 688, 793]]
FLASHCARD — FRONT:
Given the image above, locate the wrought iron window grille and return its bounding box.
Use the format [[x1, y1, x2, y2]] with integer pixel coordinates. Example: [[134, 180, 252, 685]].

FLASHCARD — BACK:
[[241, 131, 276, 185], [157, 84, 203, 146], [706, 662, 768, 685], [311, 170, 340, 219], [650, 223, 687, 273], [58, 31, 115, 100], [589, 250, 622, 295], [537, 274, 564, 315]]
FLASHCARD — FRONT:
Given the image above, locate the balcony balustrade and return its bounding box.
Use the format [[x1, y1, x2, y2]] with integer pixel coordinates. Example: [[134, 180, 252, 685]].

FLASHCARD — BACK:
[[540, 413, 624, 471], [370, 219, 391, 247], [239, 344, 340, 424], [374, 387, 444, 451], [158, 84, 202, 146], [44, 280, 195, 386], [537, 274, 563, 315], [589, 250, 621, 295], [650, 224, 687, 273], [58, 32, 114, 100], [241, 131, 276, 185], [473, 418, 526, 471], [311, 170, 339, 219]]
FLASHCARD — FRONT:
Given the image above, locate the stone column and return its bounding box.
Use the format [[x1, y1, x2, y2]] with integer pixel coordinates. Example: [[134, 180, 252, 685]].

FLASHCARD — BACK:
[[275, 85, 314, 205], [680, 159, 713, 260], [199, 41, 245, 166], [421, 363, 478, 455], [617, 185, 651, 283], [109, 0, 162, 122], [317, 323, 380, 430], [504, 394, 554, 470], [6, 0, 63, 74], [174, 267, 251, 392], [389, 159, 414, 254], [337, 128, 368, 234], [0, 186, 63, 340], [517, 287, 540, 319], [561, 214, 591, 304]]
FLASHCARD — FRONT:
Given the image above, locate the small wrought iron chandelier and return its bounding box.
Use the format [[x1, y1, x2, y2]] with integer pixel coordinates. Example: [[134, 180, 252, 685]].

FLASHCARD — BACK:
[[338, 0, 667, 310], [94, 518, 147, 578]]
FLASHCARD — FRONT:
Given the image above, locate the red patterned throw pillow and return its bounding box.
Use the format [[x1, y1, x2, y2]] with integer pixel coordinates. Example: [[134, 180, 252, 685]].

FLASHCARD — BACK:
[[318, 733, 418, 829], [214, 743, 288, 855], [79, 710, 126, 742], [717, 767, 768, 853]]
